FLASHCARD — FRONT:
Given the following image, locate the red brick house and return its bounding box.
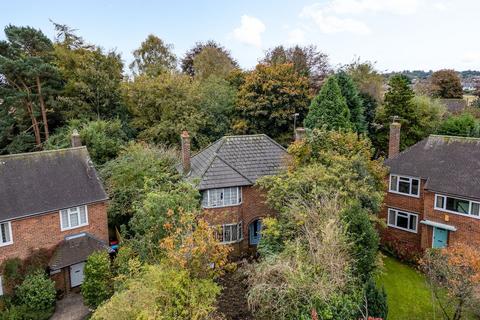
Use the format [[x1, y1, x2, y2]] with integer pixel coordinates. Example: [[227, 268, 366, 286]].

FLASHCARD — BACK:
[[380, 121, 480, 258], [0, 133, 110, 294], [179, 131, 288, 255]]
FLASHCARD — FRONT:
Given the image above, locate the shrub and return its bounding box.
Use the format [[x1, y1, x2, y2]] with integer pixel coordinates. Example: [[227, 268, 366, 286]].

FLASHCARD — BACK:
[[0, 304, 53, 320], [364, 277, 388, 319], [16, 271, 55, 312], [81, 251, 113, 309]]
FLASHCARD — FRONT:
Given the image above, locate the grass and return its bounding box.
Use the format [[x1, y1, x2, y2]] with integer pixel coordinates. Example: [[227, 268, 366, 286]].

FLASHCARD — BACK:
[[377, 255, 439, 320]]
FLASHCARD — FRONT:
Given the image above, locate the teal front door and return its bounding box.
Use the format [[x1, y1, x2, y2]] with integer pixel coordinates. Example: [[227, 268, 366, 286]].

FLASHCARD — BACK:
[[249, 219, 262, 246], [433, 227, 448, 248]]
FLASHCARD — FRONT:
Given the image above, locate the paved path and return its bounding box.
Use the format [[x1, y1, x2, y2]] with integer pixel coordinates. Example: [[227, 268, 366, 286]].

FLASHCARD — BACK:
[[50, 293, 90, 320]]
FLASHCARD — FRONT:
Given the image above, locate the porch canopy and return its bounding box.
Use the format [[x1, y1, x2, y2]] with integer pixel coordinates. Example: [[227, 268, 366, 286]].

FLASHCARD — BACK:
[[420, 220, 457, 232]]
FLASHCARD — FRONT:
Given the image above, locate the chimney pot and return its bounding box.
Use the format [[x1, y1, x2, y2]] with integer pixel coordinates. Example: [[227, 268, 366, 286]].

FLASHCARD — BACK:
[[295, 127, 306, 142], [388, 121, 401, 158], [181, 131, 191, 174], [71, 129, 82, 147]]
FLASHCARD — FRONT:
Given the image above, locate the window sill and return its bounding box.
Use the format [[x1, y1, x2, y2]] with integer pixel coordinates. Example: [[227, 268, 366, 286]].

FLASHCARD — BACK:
[[388, 190, 420, 198], [202, 202, 243, 209], [60, 223, 89, 232], [0, 241, 13, 247], [434, 207, 480, 219], [220, 238, 244, 245], [387, 223, 418, 234]]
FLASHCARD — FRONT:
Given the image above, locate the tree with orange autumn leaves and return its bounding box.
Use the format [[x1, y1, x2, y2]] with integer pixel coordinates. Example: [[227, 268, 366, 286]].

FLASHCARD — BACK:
[[421, 245, 480, 320]]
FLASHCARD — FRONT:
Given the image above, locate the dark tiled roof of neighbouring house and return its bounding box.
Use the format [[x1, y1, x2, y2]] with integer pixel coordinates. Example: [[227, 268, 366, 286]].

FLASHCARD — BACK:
[[0, 147, 108, 222], [440, 98, 467, 114], [385, 135, 480, 200], [49, 233, 113, 270], [183, 134, 289, 190]]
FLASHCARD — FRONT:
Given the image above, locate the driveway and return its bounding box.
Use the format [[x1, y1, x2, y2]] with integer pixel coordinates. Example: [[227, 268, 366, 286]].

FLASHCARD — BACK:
[[50, 293, 90, 320]]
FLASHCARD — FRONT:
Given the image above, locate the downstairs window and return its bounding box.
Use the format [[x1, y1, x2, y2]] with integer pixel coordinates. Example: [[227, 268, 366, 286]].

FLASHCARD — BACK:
[[388, 208, 418, 233], [215, 222, 243, 244]]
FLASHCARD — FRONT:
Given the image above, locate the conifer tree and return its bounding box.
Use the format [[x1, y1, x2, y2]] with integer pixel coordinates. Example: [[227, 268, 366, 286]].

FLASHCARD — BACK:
[[304, 76, 352, 130], [336, 71, 366, 133]]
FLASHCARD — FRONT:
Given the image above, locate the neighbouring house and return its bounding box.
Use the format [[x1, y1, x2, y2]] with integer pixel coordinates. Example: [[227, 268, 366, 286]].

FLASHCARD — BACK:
[[440, 98, 467, 114], [0, 131, 111, 295], [380, 121, 480, 258], [179, 131, 289, 256]]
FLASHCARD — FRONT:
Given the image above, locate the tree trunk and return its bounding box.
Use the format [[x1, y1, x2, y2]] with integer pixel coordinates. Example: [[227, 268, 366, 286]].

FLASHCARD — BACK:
[[26, 100, 41, 146], [36, 76, 49, 140]]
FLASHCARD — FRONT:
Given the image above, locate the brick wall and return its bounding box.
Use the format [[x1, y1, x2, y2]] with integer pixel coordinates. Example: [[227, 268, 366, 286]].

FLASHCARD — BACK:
[[201, 185, 277, 255], [0, 201, 109, 265]]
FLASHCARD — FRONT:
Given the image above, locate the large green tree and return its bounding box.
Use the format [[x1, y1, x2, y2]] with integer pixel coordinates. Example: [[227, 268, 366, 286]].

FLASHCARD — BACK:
[[336, 71, 366, 133], [429, 69, 463, 99], [234, 63, 310, 145], [181, 40, 237, 77], [192, 47, 236, 80], [129, 34, 177, 77], [304, 76, 352, 131]]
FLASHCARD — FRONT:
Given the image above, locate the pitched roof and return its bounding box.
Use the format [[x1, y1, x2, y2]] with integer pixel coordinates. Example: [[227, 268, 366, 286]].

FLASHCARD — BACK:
[[49, 233, 113, 270], [0, 147, 108, 222], [440, 98, 467, 114], [185, 134, 289, 190], [385, 135, 480, 199]]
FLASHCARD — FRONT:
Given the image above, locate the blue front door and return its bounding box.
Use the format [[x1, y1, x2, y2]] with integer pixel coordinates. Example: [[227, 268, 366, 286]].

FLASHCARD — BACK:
[[433, 227, 448, 248], [249, 219, 262, 246]]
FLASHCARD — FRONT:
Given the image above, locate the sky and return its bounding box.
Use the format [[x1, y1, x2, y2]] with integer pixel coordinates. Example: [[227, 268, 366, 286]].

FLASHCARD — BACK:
[[1, 0, 480, 72]]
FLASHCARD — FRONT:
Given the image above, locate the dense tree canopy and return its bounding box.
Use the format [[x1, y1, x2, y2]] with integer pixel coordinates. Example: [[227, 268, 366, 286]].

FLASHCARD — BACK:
[[234, 63, 310, 145], [181, 40, 237, 77], [129, 34, 177, 76], [192, 47, 236, 80], [429, 69, 463, 99], [336, 71, 366, 133]]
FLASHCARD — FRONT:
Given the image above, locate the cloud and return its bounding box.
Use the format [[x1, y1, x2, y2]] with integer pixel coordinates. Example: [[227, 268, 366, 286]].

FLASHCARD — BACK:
[[287, 28, 306, 44], [462, 52, 480, 64], [328, 0, 420, 15], [232, 15, 266, 48], [301, 4, 371, 35]]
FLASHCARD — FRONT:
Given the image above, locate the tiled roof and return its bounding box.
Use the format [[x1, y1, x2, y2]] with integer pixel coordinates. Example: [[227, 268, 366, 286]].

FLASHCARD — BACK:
[[0, 147, 108, 222], [185, 134, 289, 190], [385, 135, 480, 200], [49, 233, 112, 270]]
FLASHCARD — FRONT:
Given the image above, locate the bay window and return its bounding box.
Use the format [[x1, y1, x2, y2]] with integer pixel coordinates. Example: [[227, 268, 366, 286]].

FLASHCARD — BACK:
[[201, 187, 242, 208], [388, 208, 418, 233]]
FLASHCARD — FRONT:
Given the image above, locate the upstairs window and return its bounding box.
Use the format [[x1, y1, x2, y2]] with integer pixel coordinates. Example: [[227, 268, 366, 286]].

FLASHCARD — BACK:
[[389, 175, 420, 197], [201, 187, 242, 208], [60, 205, 88, 231], [388, 208, 418, 233], [0, 222, 12, 246], [435, 194, 480, 217], [215, 222, 243, 244]]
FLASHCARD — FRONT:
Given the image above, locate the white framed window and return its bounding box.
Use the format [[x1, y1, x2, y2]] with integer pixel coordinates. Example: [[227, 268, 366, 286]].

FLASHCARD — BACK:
[[0, 222, 13, 247], [201, 187, 242, 208], [435, 194, 480, 218], [389, 175, 420, 197], [0, 275, 3, 296], [215, 222, 243, 244], [387, 208, 418, 233], [60, 205, 88, 231]]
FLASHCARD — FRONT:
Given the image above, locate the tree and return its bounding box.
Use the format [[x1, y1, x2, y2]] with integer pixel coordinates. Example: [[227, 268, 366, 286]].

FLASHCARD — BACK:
[[92, 264, 220, 320], [345, 59, 384, 102], [129, 34, 177, 76], [82, 251, 113, 309], [360, 92, 378, 138], [375, 75, 444, 152], [263, 45, 329, 92], [45, 119, 128, 165], [437, 113, 480, 137], [363, 278, 388, 319], [192, 47, 236, 80], [421, 246, 480, 320], [181, 40, 237, 77], [234, 63, 310, 145], [124, 73, 203, 147], [304, 76, 352, 131], [53, 25, 127, 121], [429, 69, 463, 99], [336, 71, 366, 132], [0, 25, 62, 148]]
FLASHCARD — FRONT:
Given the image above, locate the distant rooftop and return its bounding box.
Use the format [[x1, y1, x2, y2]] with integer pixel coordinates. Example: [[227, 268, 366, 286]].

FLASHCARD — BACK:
[[182, 134, 289, 190], [386, 135, 480, 199]]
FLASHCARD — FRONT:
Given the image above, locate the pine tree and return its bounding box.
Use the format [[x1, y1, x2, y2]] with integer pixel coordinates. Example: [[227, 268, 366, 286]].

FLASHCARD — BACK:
[[304, 76, 352, 130], [336, 71, 366, 133]]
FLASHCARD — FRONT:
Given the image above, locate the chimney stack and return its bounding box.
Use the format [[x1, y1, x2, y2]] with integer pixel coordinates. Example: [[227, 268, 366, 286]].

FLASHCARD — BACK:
[[295, 127, 306, 142], [181, 131, 191, 175], [388, 119, 401, 159], [71, 129, 82, 147]]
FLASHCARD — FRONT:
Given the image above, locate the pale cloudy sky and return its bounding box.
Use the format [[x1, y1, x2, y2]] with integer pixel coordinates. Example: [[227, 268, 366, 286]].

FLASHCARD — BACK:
[[1, 0, 480, 72]]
